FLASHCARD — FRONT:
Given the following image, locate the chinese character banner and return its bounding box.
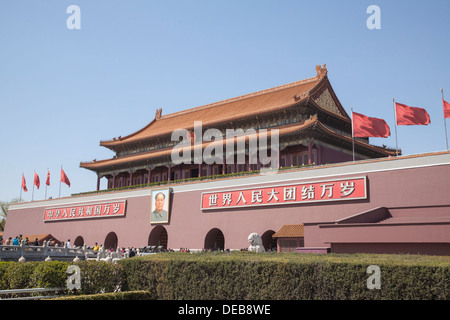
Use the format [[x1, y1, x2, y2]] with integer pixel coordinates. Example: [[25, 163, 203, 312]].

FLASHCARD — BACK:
[[201, 177, 366, 210], [44, 200, 127, 221]]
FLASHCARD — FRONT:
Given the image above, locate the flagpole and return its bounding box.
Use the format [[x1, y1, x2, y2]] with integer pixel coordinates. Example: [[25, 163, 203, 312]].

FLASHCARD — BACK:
[[442, 88, 449, 151], [45, 168, 48, 200], [32, 171, 35, 202], [351, 107, 355, 162], [59, 166, 62, 198], [20, 173, 23, 202], [393, 98, 399, 156]]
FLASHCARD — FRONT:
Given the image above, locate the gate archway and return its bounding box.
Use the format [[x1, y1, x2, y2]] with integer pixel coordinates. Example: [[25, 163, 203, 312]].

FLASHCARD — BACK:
[[261, 230, 277, 252], [74, 236, 84, 247], [204, 228, 225, 251], [104, 232, 118, 250], [148, 225, 168, 249]]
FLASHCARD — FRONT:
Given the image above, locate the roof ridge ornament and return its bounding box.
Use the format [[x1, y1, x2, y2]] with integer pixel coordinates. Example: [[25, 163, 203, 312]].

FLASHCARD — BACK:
[[316, 64, 327, 77], [294, 92, 309, 101], [155, 108, 162, 120]]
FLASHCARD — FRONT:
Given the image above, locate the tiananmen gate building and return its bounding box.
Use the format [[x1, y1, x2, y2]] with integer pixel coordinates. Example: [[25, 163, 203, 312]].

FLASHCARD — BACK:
[[4, 65, 450, 255]]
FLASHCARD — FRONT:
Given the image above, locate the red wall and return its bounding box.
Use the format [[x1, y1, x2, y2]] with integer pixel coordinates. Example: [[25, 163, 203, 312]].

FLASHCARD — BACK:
[[5, 152, 450, 254]]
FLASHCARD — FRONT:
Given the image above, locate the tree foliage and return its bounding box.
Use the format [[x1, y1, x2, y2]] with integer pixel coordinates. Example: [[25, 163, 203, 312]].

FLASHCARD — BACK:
[[0, 198, 21, 231]]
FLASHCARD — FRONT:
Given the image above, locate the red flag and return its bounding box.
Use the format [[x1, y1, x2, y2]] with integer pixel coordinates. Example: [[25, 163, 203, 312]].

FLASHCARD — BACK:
[[395, 102, 431, 125], [352, 112, 390, 138], [21, 174, 28, 192], [34, 172, 40, 189], [443, 99, 450, 119], [61, 168, 71, 187], [46, 170, 50, 186]]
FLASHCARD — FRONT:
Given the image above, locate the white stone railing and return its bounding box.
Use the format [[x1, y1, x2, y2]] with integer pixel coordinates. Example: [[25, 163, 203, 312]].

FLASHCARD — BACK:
[[0, 287, 65, 300], [0, 241, 127, 262]]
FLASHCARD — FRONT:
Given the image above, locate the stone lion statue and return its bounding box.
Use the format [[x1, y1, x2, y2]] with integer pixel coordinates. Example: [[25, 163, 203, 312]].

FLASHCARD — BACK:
[[248, 233, 265, 252]]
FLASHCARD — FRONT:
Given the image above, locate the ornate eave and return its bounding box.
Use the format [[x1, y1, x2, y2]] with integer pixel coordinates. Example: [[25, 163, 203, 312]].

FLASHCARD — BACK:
[[80, 115, 397, 176]]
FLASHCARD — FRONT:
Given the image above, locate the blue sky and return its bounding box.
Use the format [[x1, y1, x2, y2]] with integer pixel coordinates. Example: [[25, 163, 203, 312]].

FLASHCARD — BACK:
[[1, 0, 449, 202]]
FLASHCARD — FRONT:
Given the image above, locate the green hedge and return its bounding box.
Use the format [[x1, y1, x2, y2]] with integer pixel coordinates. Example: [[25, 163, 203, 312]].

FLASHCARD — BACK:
[[117, 252, 450, 300], [1, 252, 449, 300], [0, 260, 126, 296]]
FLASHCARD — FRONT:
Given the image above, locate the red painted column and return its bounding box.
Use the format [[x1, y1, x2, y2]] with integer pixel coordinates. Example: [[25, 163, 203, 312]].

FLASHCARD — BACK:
[[308, 141, 312, 165], [222, 156, 226, 175], [278, 149, 281, 169], [318, 146, 322, 165]]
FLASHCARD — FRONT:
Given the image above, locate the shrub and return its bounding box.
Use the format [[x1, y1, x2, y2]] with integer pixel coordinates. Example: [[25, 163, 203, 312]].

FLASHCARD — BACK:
[[29, 261, 68, 289], [0, 260, 127, 296], [4, 261, 37, 289], [118, 251, 450, 300], [0, 262, 11, 290], [72, 260, 126, 295]]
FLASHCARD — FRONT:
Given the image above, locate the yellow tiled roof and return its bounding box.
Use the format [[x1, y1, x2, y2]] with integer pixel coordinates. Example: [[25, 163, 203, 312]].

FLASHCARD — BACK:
[[273, 224, 304, 238], [99, 66, 333, 148]]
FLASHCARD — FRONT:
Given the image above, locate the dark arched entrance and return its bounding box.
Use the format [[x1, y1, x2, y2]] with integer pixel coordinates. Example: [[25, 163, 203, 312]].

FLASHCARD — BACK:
[[148, 225, 168, 249], [74, 236, 84, 247], [204, 228, 225, 251], [261, 230, 277, 252], [104, 232, 118, 250]]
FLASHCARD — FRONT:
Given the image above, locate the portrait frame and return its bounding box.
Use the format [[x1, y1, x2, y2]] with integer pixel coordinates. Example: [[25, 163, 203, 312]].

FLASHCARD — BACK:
[[150, 188, 171, 224]]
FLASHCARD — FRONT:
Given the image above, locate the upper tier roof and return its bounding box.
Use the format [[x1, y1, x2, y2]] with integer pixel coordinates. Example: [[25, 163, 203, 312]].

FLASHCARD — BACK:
[[80, 115, 397, 172], [100, 64, 346, 148]]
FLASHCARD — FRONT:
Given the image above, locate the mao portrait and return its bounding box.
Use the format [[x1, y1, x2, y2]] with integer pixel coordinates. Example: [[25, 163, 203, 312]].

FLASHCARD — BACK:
[[150, 189, 170, 224]]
